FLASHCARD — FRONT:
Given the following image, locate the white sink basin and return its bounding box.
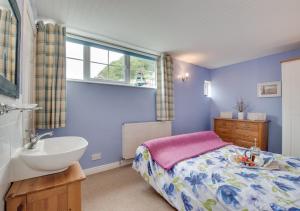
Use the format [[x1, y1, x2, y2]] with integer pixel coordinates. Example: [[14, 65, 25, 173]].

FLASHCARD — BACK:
[[20, 136, 88, 171]]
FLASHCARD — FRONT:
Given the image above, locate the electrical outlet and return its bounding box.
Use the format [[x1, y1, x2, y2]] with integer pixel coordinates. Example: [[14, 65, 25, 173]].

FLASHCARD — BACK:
[[91, 153, 101, 161]]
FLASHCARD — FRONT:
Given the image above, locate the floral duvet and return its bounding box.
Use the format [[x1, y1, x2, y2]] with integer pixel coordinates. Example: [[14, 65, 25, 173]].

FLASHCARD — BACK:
[[133, 145, 300, 211]]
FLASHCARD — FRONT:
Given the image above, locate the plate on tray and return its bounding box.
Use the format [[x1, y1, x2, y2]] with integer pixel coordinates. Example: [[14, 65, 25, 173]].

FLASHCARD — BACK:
[[229, 154, 275, 169]]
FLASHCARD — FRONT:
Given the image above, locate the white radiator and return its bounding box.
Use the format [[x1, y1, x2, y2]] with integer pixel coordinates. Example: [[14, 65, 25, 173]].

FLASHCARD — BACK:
[[122, 121, 172, 159]]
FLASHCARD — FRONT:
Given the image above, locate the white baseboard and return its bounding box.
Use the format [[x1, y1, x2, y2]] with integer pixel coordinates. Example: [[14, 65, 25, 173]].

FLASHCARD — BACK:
[[83, 159, 133, 176]]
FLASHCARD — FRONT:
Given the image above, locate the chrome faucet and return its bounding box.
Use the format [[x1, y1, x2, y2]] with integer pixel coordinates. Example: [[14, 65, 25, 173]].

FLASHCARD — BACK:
[[27, 131, 54, 149]]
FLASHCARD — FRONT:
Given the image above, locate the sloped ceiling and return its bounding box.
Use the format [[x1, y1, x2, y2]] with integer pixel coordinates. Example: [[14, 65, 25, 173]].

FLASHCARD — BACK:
[[31, 0, 300, 68]]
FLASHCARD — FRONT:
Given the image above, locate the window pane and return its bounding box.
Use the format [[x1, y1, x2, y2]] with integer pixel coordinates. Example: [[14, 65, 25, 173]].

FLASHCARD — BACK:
[[108, 65, 125, 81], [130, 56, 156, 87], [66, 41, 83, 59], [108, 51, 125, 81], [109, 51, 125, 64], [90, 62, 108, 79], [90, 47, 108, 64], [66, 58, 83, 80]]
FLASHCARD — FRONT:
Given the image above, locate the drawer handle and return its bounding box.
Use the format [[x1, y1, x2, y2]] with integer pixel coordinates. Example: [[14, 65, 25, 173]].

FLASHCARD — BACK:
[[17, 204, 23, 211]]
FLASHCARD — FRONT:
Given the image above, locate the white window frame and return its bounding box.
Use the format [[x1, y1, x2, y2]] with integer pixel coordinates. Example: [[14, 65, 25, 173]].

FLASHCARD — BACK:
[[204, 80, 212, 97], [66, 35, 158, 89]]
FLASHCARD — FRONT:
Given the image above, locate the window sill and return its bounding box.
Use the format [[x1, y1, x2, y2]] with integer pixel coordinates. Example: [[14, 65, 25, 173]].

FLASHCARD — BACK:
[[67, 79, 157, 90]]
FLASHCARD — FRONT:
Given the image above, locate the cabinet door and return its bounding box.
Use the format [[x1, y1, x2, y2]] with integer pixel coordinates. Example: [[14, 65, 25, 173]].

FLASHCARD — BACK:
[[27, 186, 67, 211], [68, 182, 82, 211]]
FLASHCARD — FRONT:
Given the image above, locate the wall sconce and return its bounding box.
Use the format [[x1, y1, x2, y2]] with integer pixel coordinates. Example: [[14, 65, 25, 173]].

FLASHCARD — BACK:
[[178, 73, 189, 82]]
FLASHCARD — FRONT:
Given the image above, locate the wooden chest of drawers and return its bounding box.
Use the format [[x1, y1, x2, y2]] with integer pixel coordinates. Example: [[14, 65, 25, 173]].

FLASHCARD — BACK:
[[214, 118, 269, 150]]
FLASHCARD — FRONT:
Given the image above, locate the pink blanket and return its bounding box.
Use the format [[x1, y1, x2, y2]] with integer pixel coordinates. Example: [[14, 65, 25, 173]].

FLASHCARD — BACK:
[[143, 131, 231, 170]]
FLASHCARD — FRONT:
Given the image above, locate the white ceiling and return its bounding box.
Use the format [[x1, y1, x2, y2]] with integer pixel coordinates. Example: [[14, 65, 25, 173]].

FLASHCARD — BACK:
[[31, 0, 300, 68]]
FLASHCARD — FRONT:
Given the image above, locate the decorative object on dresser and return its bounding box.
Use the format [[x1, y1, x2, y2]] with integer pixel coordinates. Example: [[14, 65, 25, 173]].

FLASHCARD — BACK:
[[5, 162, 86, 211], [235, 98, 248, 120], [247, 112, 267, 121], [214, 118, 269, 150], [257, 81, 281, 97], [220, 112, 233, 119]]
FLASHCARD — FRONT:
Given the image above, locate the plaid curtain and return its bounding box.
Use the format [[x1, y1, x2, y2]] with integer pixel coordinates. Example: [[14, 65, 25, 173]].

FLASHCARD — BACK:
[[35, 21, 66, 129], [156, 55, 174, 121], [0, 9, 16, 83]]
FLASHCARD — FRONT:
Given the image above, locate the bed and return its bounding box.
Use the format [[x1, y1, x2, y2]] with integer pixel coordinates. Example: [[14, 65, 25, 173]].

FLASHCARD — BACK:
[[133, 141, 300, 211]]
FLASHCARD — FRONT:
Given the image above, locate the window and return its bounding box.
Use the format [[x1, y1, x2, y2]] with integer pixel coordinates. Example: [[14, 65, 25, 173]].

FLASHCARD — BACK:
[[66, 37, 157, 88], [130, 56, 156, 88], [66, 42, 84, 80], [204, 80, 212, 97]]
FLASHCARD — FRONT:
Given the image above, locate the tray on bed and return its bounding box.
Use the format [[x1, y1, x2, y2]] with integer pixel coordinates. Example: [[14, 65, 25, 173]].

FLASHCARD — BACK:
[[228, 154, 280, 170]]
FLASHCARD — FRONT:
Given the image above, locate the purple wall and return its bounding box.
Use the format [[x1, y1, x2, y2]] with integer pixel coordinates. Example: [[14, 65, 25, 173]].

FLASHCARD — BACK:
[[172, 60, 211, 134], [40, 48, 300, 169], [51, 82, 156, 169], [45, 59, 211, 169], [210, 49, 300, 153]]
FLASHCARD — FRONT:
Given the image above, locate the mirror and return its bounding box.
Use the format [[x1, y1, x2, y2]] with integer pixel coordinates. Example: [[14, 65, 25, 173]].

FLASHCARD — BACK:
[[0, 0, 20, 98]]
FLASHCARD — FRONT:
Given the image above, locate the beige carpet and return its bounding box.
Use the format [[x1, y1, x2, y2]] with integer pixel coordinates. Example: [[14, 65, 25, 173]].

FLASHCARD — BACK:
[[82, 165, 175, 211]]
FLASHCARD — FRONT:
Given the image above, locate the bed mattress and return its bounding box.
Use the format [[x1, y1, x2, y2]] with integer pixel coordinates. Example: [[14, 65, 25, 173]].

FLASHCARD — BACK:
[[133, 145, 300, 211]]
